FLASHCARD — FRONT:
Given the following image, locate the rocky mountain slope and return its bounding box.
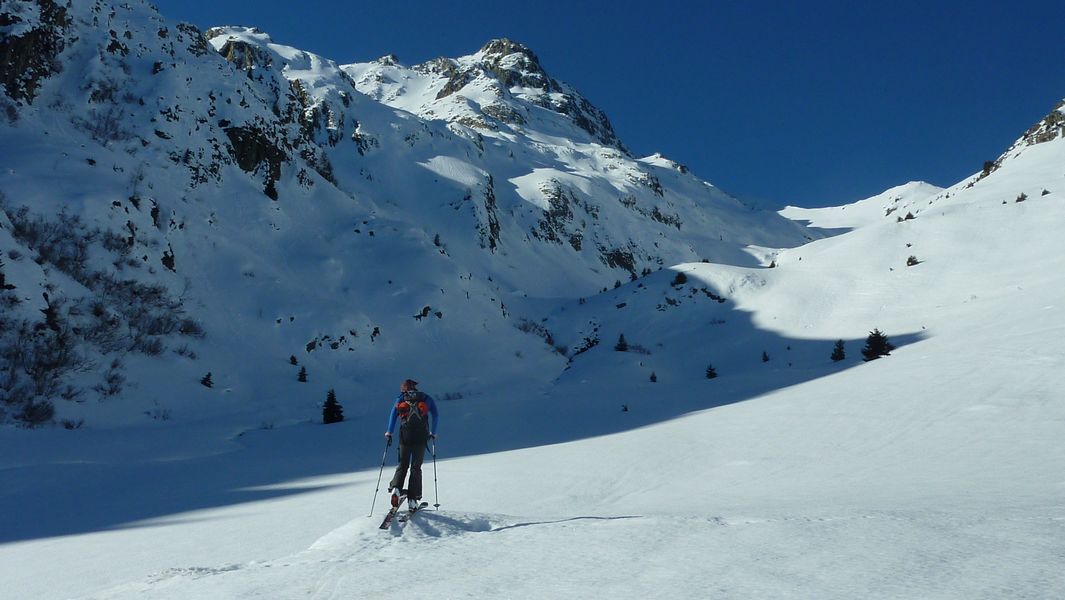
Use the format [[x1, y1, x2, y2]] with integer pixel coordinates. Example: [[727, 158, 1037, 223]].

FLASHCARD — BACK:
[[0, 0, 814, 427]]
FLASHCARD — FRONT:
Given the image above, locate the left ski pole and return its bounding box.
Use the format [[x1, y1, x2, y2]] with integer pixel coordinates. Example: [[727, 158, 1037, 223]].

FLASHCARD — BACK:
[[368, 436, 391, 517]]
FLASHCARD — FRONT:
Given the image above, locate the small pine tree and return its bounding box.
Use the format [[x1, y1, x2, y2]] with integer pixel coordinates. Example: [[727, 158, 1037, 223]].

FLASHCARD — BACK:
[[830, 340, 846, 362], [297, 366, 308, 382], [615, 334, 629, 352], [705, 364, 717, 379], [289, 355, 298, 365], [200, 372, 213, 388], [323, 389, 344, 424], [762, 351, 770, 363], [861, 329, 895, 361], [649, 371, 657, 383]]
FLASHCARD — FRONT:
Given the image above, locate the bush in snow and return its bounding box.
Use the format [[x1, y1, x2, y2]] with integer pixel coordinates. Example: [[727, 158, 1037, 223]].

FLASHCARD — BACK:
[[0, 205, 209, 423], [906, 255, 920, 267], [0, 299, 89, 427], [671, 272, 688, 286], [861, 329, 895, 361], [94, 358, 125, 397]]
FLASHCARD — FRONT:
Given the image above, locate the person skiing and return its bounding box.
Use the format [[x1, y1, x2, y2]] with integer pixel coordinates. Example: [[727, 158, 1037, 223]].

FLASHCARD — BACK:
[[385, 378, 438, 511]]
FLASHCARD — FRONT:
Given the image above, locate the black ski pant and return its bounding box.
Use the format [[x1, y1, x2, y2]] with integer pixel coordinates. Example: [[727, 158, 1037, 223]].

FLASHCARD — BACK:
[[389, 440, 426, 499]]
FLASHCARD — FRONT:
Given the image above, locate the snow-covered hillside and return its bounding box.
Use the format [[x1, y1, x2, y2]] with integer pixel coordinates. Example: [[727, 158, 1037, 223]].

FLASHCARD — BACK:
[[2, 0, 1065, 598], [3, 95, 1064, 597], [0, 0, 812, 428]]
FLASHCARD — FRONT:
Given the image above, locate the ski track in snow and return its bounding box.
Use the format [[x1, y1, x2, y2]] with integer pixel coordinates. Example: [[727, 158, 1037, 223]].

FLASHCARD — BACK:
[[72, 506, 1065, 600]]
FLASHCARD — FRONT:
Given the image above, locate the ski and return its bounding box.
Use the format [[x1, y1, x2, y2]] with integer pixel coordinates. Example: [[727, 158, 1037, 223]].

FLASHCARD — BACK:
[[398, 502, 429, 523], [379, 491, 407, 529]]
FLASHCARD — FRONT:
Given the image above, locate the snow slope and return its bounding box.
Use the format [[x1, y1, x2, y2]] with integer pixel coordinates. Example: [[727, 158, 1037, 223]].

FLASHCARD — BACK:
[[2, 1, 1065, 598], [0, 0, 814, 428], [4, 97, 1065, 598]]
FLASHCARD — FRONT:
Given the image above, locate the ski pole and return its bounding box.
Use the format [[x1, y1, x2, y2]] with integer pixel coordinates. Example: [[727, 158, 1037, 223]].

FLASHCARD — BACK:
[[431, 438, 440, 509], [368, 436, 391, 517]]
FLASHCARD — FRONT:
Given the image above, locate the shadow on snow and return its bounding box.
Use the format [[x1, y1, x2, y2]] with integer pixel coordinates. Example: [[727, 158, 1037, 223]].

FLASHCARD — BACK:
[[0, 268, 926, 544]]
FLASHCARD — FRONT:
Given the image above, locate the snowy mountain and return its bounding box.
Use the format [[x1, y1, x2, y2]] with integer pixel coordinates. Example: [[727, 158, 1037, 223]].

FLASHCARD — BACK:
[[3, 91, 1063, 597], [2, 1, 1065, 598], [0, 0, 813, 428]]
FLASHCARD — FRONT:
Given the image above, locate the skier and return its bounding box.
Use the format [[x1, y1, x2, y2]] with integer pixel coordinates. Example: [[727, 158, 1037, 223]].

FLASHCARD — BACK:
[[385, 379, 438, 511]]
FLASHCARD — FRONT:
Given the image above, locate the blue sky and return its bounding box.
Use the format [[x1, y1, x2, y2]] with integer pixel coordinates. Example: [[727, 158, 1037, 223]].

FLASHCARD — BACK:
[[151, 0, 1063, 207]]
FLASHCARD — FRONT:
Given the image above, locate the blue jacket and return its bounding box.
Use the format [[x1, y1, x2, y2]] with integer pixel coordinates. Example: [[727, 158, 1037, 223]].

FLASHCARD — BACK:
[[386, 392, 439, 436]]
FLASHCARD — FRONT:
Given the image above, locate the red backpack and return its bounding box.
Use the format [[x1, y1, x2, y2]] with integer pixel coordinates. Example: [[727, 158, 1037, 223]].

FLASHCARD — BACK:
[[397, 391, 430, 444]]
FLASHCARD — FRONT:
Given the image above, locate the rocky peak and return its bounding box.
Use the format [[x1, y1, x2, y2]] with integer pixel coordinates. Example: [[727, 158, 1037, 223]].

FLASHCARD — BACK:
[[205, 27, 273, 71], [978, 99, 1065, 180], [1018, 99, 1065, 147], [476, 38, 555, 92]]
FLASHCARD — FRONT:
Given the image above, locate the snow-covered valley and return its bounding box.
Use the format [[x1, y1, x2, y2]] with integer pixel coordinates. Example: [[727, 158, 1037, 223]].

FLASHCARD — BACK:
[[1, 1, 1064, 598]]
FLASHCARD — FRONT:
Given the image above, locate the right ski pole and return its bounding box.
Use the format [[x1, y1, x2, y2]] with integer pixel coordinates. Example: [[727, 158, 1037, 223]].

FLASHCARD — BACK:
[[368, 436, 391, 517], [431, 438, 440, 509]]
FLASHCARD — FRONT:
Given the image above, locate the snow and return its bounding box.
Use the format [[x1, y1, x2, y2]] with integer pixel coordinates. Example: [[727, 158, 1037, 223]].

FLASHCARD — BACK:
[[417, 156, 486, 188], [780, 181, 943, 230], [6, 137, 1065, 596], [1, 1, 1064, 598]]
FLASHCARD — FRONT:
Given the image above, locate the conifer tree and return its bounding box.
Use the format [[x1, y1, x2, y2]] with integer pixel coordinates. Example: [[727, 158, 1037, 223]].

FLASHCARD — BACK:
[[649, 371, 657, 383], [831, 340, 846, 362], [615, 334, 629, 352], [705, 364, 717, 379], [762, 351, 770, 363], [200, 372, 213, 388], [289, 355, 298, 365], [298, 366, 308, 382], [861, 329, 895, 361], [323, 389, 344, 424]]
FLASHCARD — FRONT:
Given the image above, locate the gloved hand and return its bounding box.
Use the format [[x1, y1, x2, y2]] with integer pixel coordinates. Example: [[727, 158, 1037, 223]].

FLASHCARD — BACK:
[[385, 432, 392, 446]]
